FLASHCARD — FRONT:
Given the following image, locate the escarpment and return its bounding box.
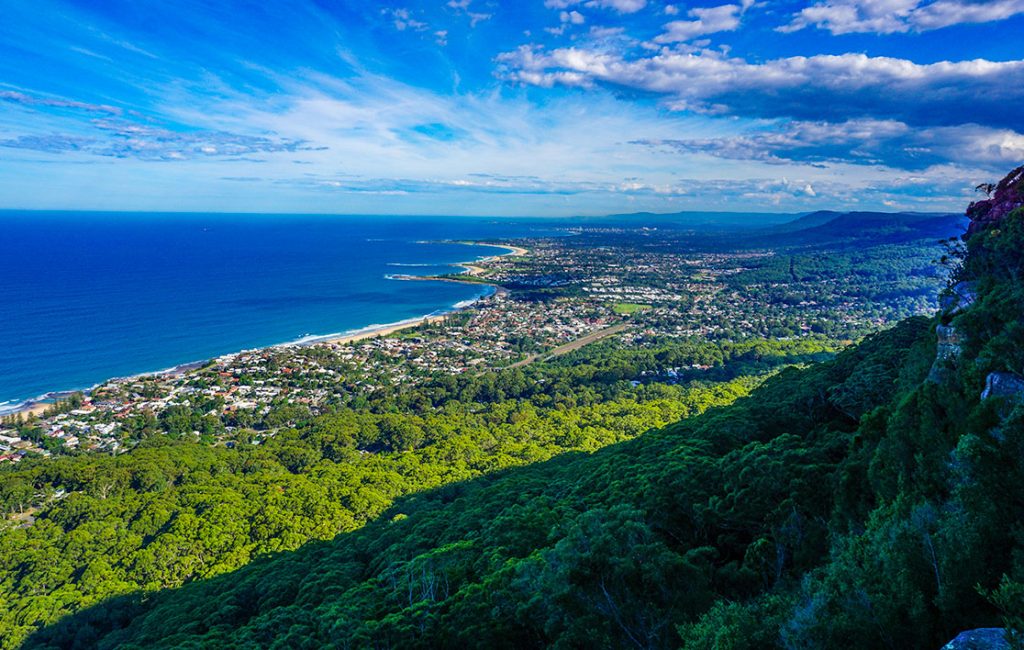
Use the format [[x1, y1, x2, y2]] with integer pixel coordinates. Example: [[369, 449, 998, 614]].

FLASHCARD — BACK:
[[931, 167, 1024, 402]]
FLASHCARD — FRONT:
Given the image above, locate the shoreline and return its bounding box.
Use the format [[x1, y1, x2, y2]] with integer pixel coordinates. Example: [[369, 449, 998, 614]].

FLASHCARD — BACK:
[[0, 360, 210, 419], [466, 243, 528, 257], [0, 242, 528, 419], [304, 241, 526, 346], [0, 296, 490, 419], [290, 285, 497, 347], [437, 240, 527, 278], [0, 292, 492, 419]]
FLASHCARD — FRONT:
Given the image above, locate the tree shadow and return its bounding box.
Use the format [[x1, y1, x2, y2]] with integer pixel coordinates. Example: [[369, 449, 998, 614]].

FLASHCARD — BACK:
[[22, 446, 602, 649], [22, 321, 924, 649]]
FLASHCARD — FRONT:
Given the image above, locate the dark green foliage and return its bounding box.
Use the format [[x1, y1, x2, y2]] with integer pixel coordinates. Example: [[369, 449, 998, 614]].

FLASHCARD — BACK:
[[5, 210, 1022, 649], [24, 313, 993, 650], [954, 208, 1024, 382], [0, 343, 780, 649]]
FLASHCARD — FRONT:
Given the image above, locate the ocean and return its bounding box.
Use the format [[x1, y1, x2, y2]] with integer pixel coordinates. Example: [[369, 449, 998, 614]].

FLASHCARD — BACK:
[[0, 212, 562, 412]]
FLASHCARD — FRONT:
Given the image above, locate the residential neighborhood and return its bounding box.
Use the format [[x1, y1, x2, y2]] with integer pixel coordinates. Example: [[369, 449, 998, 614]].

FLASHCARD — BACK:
[[0, 228, 940, 460]]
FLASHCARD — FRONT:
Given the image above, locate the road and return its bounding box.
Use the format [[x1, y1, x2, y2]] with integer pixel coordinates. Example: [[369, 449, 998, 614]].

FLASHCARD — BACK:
[[508, 322, 629, 368]]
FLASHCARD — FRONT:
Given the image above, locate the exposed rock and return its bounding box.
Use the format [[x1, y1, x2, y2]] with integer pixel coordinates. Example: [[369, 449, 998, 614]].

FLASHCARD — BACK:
[[941, 628, 1009, 650], [928, 324, 963, 383], [966, 165, 1024, 238], [939, 281, 978, 314], [935, 324, 963, 360], [981, 372, 1024, 402]]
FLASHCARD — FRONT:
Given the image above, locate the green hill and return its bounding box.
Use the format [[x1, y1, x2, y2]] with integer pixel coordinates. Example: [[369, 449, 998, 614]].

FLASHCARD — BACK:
[[755, 210, 966, 247], [22, 171, 1024, 648]]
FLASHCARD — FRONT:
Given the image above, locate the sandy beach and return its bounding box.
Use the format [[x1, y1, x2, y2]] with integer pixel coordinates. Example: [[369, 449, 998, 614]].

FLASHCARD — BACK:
[[316, 314, 451, 346], [1, 401, 52, 420], [1, 241, 529, 418], [453, 242, 528, 276], [320, 243, 529, 345], [0, 313, 457, 418], [477, 243, 529, 257]]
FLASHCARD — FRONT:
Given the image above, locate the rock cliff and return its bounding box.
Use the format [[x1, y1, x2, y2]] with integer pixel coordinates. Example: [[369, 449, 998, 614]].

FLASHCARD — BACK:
[[966, 165, 1024, 238], [941, 628, 1010, 650]]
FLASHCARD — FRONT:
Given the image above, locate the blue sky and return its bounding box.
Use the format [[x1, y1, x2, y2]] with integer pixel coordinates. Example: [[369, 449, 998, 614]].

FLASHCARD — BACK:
[[0, 0, 1022, 215]]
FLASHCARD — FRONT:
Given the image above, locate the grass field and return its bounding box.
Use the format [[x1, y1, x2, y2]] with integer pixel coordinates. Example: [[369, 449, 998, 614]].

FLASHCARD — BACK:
[[612, 302, 651, 315]]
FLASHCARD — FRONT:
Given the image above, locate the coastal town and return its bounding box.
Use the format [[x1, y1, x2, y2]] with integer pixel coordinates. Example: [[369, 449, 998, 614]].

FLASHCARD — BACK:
[[0, 225, 945, 461]]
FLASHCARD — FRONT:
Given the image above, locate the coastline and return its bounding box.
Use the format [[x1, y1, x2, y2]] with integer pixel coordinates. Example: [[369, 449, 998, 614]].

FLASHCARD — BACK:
[[0, 401, 51, 419], [0, 242, 527, 419], [0, 293, 491, 419], [452, 242, 526, 275], [0, 360, 209, 419], [413, 240, 527, 280], [299, 240, 530, 346], [315, 313, 455, 346], [0, 297, 488, 419], [468, 243, 529, 257]]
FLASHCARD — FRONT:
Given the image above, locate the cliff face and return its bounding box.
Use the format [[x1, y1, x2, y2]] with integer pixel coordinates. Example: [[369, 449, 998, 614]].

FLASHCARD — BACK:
[[928, 323, 963, 383], [934, 166, 1024, 404], [935, 166, 1024, 648], [966, 165, 1024, 238]]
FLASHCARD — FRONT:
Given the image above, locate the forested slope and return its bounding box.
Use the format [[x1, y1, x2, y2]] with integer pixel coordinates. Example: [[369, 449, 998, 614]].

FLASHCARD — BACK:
[[16, 168, 1024, 649], [26, 168, 1024, 648], [0, 338, 828, 648], [26, 312, 994, 649]]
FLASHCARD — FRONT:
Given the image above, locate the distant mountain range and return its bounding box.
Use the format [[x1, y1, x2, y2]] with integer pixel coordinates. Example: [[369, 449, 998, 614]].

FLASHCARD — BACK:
[[595, 210, 798, 229], [756, 210, 968, 247], [594, 208, 968, 246]]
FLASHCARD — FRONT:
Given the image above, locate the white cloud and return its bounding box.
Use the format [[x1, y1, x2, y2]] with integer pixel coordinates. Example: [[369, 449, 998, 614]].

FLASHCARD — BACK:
[[1, 0, 999, 215], [447, 0, 493, 26], [780, 0, 1024, 34], [594, 0, 648, 11], [545, 0, 648, 14], [654, 3, 750, 43], [91, 70, 974, 212], [497, 47, 1024, 129], [0, 90, 122, 115], [0, 110, 318, 161], [561, 10, 586, 24], [381, 7, 428, 32], [633, 119, 1024, 171], [547, 10, 587, 34]]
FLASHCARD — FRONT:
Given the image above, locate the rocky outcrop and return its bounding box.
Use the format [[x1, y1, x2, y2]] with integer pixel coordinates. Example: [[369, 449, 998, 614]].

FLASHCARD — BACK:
[[981, 372, 1024, 402], [928, 324, 963, 383], [935, 325, 963, 360], [966, 165, 1024, 238], [939, 281, 978, 315], [941, 628, 1010, 650]]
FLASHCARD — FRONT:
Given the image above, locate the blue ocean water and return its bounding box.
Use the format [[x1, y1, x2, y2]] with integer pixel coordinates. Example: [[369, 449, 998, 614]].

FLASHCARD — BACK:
[[0, 212, 561, 410]]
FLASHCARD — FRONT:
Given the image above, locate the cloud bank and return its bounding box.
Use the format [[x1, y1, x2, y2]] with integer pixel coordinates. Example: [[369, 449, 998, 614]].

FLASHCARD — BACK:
[[1, 0, 1021, 214], [781, 0, 1024, 34]]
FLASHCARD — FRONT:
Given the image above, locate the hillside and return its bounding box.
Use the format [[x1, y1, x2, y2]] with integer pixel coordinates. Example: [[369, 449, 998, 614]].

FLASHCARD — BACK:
[[23, 168, 1024, 648], [595, 210, 799, 230], [590, 210, 965, 243], [765, 209, 845, 232], [754, 210, 967, 247]]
